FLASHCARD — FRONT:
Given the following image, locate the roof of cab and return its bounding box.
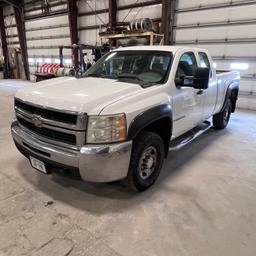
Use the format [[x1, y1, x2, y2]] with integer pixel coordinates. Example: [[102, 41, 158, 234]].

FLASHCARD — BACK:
[[113, 45, 207, 53]]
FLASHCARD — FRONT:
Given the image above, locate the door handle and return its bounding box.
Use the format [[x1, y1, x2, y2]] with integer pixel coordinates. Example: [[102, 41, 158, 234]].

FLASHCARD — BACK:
[[197, 89, 204, 95]]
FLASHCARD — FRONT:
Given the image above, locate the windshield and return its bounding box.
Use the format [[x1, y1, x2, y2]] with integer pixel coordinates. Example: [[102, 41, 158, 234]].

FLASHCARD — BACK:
[[84, 50, 173, 87]]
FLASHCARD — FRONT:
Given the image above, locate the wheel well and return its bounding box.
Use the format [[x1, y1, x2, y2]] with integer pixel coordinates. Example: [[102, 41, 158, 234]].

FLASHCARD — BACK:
[[229, 89, 238, 112], [140, 117, 172, 157]]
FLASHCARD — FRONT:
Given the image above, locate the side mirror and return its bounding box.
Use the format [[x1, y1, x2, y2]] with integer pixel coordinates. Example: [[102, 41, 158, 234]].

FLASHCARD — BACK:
[[193, 67, 210, 89], [175, 67, 210, 90]]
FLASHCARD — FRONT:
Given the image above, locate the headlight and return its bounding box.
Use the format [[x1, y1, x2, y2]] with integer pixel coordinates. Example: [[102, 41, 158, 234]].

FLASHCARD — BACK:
[[86, 114, 127, 143]]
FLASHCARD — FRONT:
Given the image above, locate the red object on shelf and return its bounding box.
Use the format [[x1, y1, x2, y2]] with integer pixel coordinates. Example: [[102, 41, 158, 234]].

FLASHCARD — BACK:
[[39, 63, 60, 74]]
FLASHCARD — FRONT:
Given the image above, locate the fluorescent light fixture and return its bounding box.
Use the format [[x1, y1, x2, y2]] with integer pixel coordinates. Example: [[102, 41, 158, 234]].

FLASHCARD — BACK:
[[44, 58, 51, 63], [213, 62, 217, 68], [230, 63, 248, 70], [36, 58, 42, 63], [64, 59, 72, 64], [54, 59, 60, 64], [28, 58, 34, 63]]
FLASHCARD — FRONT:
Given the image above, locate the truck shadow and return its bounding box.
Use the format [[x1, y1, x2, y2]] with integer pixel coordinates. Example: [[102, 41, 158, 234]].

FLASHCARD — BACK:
[[18, 128, 228, 214]]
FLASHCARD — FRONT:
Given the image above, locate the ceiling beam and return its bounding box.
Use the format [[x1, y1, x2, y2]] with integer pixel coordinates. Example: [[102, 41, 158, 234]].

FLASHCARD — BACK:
[[0, 6, 10, 78]]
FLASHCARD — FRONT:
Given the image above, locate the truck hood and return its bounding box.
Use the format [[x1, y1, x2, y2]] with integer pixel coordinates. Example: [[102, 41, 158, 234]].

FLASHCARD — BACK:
[[15, 77, 142, 114]]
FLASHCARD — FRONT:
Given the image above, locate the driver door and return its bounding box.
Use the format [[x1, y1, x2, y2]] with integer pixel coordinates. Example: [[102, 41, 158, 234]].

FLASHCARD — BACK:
[[172, 51, 205, 138]]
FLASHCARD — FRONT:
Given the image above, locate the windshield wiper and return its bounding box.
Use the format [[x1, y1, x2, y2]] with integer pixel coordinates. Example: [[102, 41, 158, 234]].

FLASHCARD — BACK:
[[117, 74, 159, 88], [116, 74, 144, 82], [86, 73, 112, 79]]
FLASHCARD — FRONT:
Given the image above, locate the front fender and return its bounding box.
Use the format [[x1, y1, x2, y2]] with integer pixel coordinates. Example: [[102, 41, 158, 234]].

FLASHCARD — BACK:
[[127, 104, 172, 140]]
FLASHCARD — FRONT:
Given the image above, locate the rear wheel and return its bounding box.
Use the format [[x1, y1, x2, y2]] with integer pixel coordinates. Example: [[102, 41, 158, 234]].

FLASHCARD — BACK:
[[126, 131, 164, 191], [213, 99, 232, 129]]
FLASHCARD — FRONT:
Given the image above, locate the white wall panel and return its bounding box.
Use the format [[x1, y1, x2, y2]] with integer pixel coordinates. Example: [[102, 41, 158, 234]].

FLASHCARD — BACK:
[[175, 24, 256, 41], [5, 27, 17, 36], [175, 43, 256, 58], [214, 60, 256, 76], [27, 38, 70, 48], [79, 30, 99, 45], [176, 5, 256, 26], [237, 97, 256, 110], [25, 16, 70, 52], [78, 0, 108, 12], [117, 5, 161, 22], [28, 48, 61, 56], [78, 13, 108, 27], [177, 0, 246, 9], [6, 37, 19, 44], [25, 16, 69, 29], [26, 27, 70, 38]]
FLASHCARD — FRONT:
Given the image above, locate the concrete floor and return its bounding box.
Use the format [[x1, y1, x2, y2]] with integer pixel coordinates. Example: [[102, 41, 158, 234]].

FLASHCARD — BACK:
[[0, 79, 256, 256]]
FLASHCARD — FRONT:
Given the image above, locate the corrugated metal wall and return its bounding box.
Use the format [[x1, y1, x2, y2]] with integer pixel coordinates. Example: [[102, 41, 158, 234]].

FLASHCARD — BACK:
[[1, 0, 255, 110]]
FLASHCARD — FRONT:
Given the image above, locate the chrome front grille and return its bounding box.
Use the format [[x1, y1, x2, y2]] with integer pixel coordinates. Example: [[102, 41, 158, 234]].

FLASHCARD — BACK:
[[15, 99, 77, 124], [14, 98, 87, 149]]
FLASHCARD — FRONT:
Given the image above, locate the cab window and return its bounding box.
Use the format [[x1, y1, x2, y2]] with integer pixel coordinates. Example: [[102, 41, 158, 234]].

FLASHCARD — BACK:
[[198, 52, 210, 68], [176, 52, 198, 78]]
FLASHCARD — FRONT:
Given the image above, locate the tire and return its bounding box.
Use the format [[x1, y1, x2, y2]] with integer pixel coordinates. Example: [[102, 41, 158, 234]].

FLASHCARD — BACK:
[[213, 99, 232, 129], [126, 131, 165, 191]]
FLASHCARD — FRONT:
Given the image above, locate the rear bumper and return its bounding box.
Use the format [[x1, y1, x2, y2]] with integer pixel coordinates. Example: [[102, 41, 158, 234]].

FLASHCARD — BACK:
[[11, 121, 132, 182]]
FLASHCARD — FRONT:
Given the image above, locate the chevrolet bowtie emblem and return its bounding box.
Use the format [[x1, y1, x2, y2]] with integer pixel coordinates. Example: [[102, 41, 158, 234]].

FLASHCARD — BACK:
[[31, 115, 43, 128]]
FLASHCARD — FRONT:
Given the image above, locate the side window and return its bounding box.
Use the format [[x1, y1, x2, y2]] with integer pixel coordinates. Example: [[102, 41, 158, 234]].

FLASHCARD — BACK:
[[176, 52, 197, 78], [198, 52, 210, 68]]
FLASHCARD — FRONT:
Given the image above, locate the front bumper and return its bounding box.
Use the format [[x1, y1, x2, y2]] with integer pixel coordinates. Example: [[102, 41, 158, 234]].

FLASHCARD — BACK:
[[11, 121, 132, 182]]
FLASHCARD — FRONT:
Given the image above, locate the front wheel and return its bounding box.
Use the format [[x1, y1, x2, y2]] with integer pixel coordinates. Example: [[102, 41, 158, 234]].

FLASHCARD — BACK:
[[126, 131, 165, 191], [213, 99, 232, 129]]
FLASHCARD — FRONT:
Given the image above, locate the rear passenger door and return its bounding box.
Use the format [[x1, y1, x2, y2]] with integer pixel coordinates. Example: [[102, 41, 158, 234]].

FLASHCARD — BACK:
[[197, 51, 218, 119]]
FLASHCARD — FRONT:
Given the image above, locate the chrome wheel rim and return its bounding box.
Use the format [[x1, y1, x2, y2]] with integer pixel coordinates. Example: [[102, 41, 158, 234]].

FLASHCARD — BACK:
[[138, 146, 158, 180]]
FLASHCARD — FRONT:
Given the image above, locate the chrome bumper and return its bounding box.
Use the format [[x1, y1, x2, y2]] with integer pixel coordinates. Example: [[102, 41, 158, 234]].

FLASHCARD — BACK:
[[11, 121, 132, 182]]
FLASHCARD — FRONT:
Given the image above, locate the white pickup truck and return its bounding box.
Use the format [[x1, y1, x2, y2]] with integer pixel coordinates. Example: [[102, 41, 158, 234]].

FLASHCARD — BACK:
[[11, 46, 240, 191]]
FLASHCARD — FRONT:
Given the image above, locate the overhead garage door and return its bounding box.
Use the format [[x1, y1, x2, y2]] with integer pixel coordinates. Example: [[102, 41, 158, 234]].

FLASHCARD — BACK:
[[174, 0, 256, 110]]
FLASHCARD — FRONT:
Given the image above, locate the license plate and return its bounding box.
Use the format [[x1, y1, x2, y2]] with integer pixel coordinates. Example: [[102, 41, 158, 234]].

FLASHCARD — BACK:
[[29, 156, 47, 174]]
